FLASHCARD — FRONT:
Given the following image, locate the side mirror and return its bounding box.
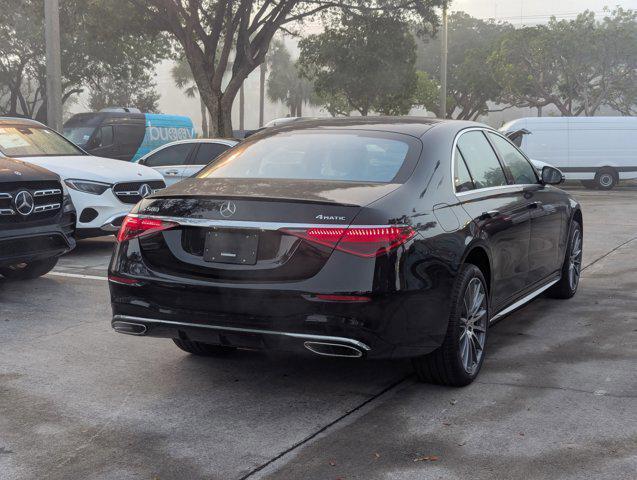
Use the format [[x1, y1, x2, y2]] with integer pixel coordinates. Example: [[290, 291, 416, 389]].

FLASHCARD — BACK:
[[541, 165, 564, 185], [137, 157, 145, 165]]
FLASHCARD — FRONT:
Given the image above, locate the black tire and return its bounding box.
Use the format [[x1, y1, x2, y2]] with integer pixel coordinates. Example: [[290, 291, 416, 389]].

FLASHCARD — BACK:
[[547, 220, 582, 299], [0, 257, 59, 280], [173, 338, 237, 356], [580, 180, 597, 190], [594, 169, 617, 190], [412, 264, 489, 387]]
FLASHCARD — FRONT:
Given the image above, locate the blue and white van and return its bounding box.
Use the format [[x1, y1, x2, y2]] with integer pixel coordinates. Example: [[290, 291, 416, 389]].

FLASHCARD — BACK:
[[63, 108, 195, 162]]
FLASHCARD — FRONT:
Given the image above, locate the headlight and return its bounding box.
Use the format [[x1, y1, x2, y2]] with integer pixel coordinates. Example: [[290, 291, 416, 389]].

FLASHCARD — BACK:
[[65, 179, 111, 195]]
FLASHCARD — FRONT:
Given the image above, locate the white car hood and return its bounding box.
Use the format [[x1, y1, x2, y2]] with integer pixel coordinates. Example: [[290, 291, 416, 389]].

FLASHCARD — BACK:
[[17, 155, 164, 183]]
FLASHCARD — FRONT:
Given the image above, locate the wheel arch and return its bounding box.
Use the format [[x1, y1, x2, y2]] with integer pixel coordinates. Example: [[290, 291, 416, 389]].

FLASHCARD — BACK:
[[461, 244, 492, 293]]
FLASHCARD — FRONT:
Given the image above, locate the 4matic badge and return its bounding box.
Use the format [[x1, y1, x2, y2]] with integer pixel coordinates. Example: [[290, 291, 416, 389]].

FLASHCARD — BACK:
[[315, 214, 346, 221]]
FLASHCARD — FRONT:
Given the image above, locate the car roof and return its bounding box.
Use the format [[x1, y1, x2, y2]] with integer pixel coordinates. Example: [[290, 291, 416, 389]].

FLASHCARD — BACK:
[[0, 117, 45, 127], [255, 116, 486, 138]]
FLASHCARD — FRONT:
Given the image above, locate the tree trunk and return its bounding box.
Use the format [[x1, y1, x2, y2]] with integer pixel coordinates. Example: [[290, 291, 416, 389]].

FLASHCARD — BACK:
[[239, 83, 245, 131], [199, 96, 208, 137], [537, 105, 542, 117], [297, 101, 302, 117]]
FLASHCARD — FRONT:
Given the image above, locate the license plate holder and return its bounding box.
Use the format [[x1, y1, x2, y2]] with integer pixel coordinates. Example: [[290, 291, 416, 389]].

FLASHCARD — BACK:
[[203, 229, 259, 264]]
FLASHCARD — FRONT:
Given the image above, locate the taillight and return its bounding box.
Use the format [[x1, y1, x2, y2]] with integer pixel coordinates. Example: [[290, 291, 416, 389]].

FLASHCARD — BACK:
[[117, 215, 178, 242], [281, 226, 416, 257]]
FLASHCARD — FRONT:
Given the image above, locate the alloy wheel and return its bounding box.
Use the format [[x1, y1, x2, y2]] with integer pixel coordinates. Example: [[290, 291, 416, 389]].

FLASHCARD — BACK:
[[459, 277, 487, 375], [568, 228, 583, 291]]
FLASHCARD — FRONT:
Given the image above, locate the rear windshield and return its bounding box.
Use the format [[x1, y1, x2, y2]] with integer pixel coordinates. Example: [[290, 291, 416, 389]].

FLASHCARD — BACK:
[[197, 131, 416, 183], [0, 126, 84, 157]]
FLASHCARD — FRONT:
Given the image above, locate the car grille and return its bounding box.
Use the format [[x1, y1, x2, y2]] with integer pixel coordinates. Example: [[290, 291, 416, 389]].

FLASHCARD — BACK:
[[112, 180, 166, 204], [0, 181, 63, 224]]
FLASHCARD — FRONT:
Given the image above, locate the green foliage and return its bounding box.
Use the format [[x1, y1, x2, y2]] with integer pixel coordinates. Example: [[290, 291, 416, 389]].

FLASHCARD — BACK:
[[88, 72, 161, 113], [416, 12, 512, 119], [299, 14, 418, 116], [266, 39, 316, 117], [489, 8, 637, 116], [0, 0, 170, 120], [412, 71, 439, 113]]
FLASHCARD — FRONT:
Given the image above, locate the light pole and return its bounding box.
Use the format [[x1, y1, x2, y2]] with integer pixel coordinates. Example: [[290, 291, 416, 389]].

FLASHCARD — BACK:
[[439, 2, 448, 119], [44, 0, 63, 131]]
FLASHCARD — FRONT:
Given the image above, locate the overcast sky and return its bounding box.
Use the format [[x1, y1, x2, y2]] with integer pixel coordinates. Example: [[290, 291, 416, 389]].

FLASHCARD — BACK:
[[452, 0, 637, 24]]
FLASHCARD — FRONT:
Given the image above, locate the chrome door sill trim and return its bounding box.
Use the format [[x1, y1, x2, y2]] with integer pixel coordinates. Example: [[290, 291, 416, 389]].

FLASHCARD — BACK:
[[112, 314, 371, 351], [490, 278, 559, 323]]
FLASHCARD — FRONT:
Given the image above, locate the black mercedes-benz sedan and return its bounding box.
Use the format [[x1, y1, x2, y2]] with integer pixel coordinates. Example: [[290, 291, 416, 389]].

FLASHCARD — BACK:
[[109, 117, 582, 386], [1, 157, 76, 279]]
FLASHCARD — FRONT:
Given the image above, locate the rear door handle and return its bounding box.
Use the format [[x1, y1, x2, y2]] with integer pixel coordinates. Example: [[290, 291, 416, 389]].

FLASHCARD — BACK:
[[479, 210, 500, 220], [164, 169, 179, 175]]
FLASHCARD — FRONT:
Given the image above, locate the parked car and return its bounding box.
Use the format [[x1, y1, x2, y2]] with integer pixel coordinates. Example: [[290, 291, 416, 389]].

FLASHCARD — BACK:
[[136, 138, 238, 186], [0, 156, 76, 279], [109, 117, 582, 387], [501, 116, 637, 190], [0, 117, 165, 238], [63, 108, 195, 162]]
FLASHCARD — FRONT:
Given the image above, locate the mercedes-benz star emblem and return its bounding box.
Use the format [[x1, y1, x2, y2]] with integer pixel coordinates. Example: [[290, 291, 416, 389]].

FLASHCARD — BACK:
[[138, 184, 152, 198], [14, 190, 34, 216], [219, 201, 237, 217]]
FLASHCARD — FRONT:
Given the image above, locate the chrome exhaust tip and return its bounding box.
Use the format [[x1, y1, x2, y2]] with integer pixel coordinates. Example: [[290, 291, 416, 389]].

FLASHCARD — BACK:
[[112, 321, 147, 336], [303, 341, 363, 358]]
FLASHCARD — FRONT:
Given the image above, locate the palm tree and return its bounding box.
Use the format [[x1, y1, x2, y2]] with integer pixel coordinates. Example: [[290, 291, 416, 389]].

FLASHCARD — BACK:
[[171, 58, 208, 137], [266, 39, 316, 117]]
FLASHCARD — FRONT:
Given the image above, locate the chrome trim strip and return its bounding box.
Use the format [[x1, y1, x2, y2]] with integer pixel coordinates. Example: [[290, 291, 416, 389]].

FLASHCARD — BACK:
[[0, 193, 12, 199], [303, 341, 363, 358], [490, 279, 559, 323], [34, 203, 61, 213], [34, 188, 62, 197], [0, 208, 15, 215], [112, 314, 371, 351], [128, 213, 399, 231]]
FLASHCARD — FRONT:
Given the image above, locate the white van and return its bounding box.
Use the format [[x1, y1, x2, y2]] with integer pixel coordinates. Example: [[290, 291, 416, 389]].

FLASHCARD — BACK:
[[500, 117, 637, 190]]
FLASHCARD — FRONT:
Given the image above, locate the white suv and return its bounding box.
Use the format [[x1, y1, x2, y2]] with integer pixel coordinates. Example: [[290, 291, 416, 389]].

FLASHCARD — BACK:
[[0, 118, 165, 238]]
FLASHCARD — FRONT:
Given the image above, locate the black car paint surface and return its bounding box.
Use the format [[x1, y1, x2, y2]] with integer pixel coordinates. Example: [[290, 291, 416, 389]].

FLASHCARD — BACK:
[[109, 117, 580, 361], [0, 157, 76, 268]]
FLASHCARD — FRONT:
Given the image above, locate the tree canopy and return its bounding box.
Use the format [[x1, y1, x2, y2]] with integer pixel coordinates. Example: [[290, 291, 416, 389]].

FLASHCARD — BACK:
[[299, 14, 418, 116], [133, 0, 443, 135], [0, 0, 169, 121], [489, 8, 637, 116]]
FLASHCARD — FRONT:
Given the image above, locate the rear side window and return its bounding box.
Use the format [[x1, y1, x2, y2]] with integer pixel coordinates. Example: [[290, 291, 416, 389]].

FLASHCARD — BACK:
[[193, 143, 231, 165], [487, 132, 538, 185], [197, 131, 416, 183], [145, 144, 193, 167], [454, 146, 474, 192], [457, 131, 508, 189]]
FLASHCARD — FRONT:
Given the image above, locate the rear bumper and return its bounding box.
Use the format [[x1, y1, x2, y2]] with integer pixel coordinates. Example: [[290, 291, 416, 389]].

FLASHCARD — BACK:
[[109, 275, 452, 359]]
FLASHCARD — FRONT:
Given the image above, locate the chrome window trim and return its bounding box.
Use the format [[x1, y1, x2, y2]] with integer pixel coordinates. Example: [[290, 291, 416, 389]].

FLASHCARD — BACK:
[[128, 213, 403, 231], [451, 127, 511, 198], [112, 314, 371, 351]]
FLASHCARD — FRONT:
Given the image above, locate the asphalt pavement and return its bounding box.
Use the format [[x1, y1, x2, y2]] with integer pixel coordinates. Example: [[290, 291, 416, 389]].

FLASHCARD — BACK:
[[0, 186, 636, 480]]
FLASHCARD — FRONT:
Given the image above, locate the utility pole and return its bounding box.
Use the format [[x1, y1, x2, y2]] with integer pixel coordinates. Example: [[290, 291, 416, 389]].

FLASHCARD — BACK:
[[439, 2, 448, 119], [44, 0, 63, 131], [259, 63, 266, 127], [239, 83, 245, 131]]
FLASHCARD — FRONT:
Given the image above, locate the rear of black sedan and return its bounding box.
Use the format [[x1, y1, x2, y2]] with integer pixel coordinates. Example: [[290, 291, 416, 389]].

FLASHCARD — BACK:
[[109, 119, 462, 361], [110, 117, 581, 387]]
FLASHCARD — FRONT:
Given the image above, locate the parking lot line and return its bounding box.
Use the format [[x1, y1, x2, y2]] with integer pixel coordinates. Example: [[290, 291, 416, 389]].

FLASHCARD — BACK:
[[46, 271, 107, 281]]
